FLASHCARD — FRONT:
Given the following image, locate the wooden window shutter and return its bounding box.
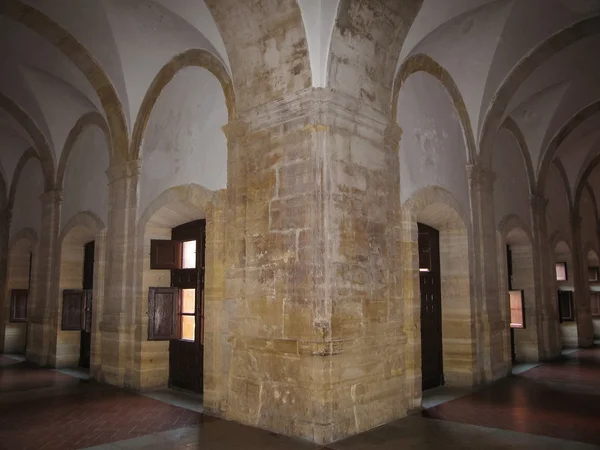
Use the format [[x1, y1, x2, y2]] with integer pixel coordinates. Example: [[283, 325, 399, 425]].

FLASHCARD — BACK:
[[62, 290, 85, 331], [148, 287, 180, 340], [83, 289, 93, 333], [150, 240, 182, 270], [10, 289, 28, 322]]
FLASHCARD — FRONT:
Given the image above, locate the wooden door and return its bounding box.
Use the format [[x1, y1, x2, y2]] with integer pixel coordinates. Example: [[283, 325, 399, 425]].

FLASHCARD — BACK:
[[79, 241, 94, 369], [418, 223, 444, 390], [169, 220, 205, 393], [506, 245, 517, 363]]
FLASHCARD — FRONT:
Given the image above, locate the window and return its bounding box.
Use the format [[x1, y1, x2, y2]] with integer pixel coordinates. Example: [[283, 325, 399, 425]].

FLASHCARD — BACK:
[[558, 290, 574, 322], [589, 267, 599, 282], [509, 290, 525, 328], [180, 288, 196, 341], [418, 231, 431, 272], [556, 262, 567, 281], [591, 293, 600, 317], [182, 241, 196, 269], [10, 289, 28, 322]]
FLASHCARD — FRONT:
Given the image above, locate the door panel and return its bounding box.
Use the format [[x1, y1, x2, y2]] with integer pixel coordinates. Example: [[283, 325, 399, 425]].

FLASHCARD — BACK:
[[418, 223, 443, 391], [169, 220, 205, 393]]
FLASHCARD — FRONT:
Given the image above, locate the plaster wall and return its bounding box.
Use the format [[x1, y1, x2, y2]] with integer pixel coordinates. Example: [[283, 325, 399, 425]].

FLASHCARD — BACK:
[[492, 128, 532, 230], [139, 67, 227, 217], [10, 159, 43, 241], [61, 126, 109, 228], [397, 73, 470, 213], [580, 189, 598, 253], [545, 164, 571, 241]]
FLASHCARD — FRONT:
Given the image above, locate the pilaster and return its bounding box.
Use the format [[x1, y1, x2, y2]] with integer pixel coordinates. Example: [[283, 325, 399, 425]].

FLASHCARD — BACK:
[[466, 163, 505, 382], [97, 159, 140, 386], [570, 214, 594, 347], [530, 194, 561, 358], [0, 206, 12, 352], [27, 189, 62, 365]]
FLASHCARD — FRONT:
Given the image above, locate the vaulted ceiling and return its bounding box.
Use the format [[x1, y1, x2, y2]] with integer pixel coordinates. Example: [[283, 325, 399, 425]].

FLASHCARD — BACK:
[[1, 0, 599, 215]]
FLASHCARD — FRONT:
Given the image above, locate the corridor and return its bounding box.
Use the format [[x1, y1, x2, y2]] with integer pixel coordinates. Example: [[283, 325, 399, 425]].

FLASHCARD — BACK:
[[0, 348, 599, 450]]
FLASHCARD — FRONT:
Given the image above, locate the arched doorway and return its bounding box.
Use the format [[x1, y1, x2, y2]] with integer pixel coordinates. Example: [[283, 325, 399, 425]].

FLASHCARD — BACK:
[[498, 223, 538, 363], [1, 231, 37, 354], [586, 249, 600, 340], [402, 187, 474, 407], [135, 184, 220, 398], [554, 241, 576, 348], [54, 214, 106, 369]]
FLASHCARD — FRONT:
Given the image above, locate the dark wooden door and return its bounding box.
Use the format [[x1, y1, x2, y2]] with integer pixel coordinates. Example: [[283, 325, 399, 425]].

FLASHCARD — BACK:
[[169, 220, 205, 393], [506, 245, 517, 363], [418, 223, 444, 391], [79, 241, 94, 369]]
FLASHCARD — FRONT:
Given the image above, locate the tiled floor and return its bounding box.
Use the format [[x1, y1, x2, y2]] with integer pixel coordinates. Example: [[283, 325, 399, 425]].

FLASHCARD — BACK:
[[0, 348, 599, 450]]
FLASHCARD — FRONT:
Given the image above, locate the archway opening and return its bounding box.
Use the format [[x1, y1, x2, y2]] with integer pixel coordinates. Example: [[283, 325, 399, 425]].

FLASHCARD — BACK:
[[501, 227, 538, 363], [404, 198, 474, 404], [586, 249, 600, 340], [55, 224, 103, 369], [554, 241, 576, 348], [2, 236, 36, 354], [138, 195, 207, 396]]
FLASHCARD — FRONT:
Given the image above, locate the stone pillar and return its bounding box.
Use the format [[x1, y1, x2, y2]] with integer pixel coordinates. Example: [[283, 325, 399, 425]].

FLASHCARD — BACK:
[[530, 194, 561, 359], [0, 206, 12, 352], [571, 214, 594, 347], [98, 160, 140, 386], [27, 189, 62, 365], [467, 164, 506, 381], [216, 88, 405, 444]]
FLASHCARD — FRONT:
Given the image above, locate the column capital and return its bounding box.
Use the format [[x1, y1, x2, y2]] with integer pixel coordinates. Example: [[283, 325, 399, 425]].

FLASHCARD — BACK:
[[529, 194, 548, 211], [467, 163, 495, 191], [384, 122, 403, 152], [107, 159, 141, 183], [39, 189, 63, 205]]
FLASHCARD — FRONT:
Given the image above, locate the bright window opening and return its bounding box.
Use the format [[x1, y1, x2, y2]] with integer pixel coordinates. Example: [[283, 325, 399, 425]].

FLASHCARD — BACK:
[[556, 262, 567, 281], [181, 315, 195, 341], [509, 290, 524, 328], [182, 240, 196, 269], [181, 289, 195, 314]]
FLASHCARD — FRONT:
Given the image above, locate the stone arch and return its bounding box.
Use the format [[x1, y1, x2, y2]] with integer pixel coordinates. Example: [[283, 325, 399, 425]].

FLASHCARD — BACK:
[[205, 0, 311, 112], [479, 15, 600, 165], [401, 186, 474, 409], [392, 54, 475, 163], [56, 112, 110, 189], [501, 117, 536, 195], [574, 149, 600, 219], [497, 214, 540, 363], [0, 0, 129, 162], [550, 230, 572, 253], [539, 101, 600, 197], [328, 0, 423, 112], [134, 183, 224, 396], [0, 94, 55, 191], [8, 148, 41, 210], [1, 227, 38, 354], [53, 211, 106, 370], [552, 159, 574, 215], [130, 49, 236, 160]]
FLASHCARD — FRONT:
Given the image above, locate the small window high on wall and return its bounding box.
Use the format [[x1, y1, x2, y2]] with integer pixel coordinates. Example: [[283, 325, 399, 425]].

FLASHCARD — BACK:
[[556, 262, 568, 281], [591, 293, 600, 317]]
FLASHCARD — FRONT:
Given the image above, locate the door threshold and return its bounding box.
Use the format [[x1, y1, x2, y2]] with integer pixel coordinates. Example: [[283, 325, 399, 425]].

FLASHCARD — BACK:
[[142, 388, 204, 413], [53, 367, 91, 380]]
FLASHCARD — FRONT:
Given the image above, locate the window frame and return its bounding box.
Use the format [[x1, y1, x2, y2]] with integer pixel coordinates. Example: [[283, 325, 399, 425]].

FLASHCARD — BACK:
[[9, 289, 28, 323], [556, 262, 568, 281]]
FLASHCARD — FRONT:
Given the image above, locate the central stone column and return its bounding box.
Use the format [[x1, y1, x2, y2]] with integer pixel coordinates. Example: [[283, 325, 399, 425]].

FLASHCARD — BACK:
[[467, 164, 507, 381], [0, 205, 12, 352], [218, 88, 405, 444]]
